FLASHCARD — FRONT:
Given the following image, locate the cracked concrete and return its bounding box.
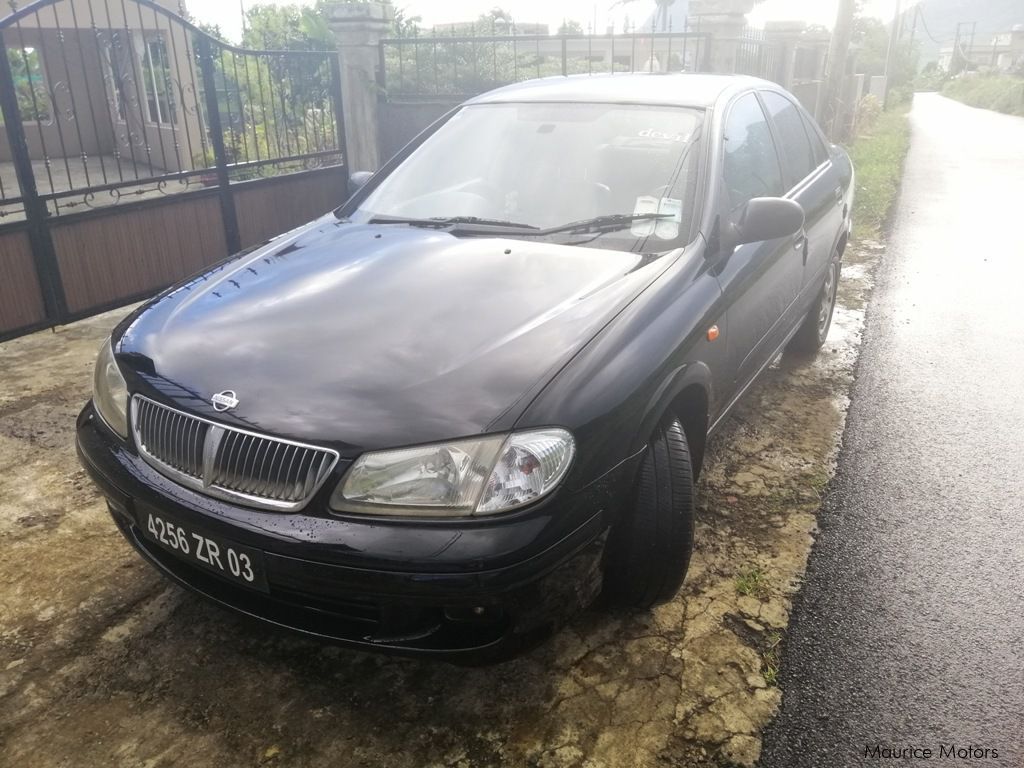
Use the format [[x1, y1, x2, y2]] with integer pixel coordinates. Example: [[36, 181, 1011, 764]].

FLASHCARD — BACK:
[[0, 240, 881, 767]]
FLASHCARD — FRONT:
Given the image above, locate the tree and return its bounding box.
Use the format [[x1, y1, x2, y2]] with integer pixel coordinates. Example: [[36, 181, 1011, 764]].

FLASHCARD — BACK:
[[242, 1, 335, 51], [187, 1, 347, 173], [477, 8, 515, 35], [4, 47, 49, 122], [392, 7, 422, 38], [851, 16, 919, 86], [193, 21, 228, 42]]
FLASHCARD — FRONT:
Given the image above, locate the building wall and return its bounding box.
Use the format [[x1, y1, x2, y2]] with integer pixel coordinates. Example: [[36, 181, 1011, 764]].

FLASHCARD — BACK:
[[0, 27, 111, 163], [1, 0, 203, 173]]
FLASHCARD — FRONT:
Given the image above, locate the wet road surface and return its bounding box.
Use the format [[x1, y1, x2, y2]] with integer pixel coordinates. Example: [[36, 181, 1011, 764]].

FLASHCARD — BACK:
[[761, 93, 1024, 765]]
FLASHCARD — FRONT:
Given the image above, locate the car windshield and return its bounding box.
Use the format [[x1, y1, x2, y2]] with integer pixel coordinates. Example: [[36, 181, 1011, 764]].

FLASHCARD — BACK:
[[353, 102, 704, 251]]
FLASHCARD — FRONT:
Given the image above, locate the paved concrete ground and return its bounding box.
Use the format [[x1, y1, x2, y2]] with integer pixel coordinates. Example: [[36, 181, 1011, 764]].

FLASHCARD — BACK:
[[0, 232, 883, 764], [0, 155, 177, 219], [762, 93, 1024, 766]]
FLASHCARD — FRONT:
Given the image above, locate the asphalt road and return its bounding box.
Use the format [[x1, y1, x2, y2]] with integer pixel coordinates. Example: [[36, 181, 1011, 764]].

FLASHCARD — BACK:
[[761, 93, 1024, 766]]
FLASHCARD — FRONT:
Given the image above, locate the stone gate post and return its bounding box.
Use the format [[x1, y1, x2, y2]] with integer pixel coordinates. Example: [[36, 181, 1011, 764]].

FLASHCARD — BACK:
[[327, 2, 393, 172]]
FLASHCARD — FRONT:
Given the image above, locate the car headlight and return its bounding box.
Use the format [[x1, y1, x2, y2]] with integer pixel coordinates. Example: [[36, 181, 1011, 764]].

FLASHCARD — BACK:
[[93, 338, 129, 439], [331, 428, 575, 517]]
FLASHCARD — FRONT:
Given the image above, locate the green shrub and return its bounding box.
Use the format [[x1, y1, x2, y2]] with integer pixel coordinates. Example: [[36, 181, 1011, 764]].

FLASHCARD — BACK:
[[847, 107, 911, 240], [914, 68, 946, 92], [856, 94, 882, 131], [942, 74, 1024, 117], [887, 83, 914, 106]]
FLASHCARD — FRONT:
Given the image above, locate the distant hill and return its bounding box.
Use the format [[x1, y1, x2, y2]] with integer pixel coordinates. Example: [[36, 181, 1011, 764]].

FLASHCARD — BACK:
[[908, 0, 1024, 63]]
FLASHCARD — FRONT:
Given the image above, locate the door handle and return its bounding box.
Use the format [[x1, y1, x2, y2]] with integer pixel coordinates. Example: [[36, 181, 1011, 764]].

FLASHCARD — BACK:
[[834, 186, 844, 206], [794, 231, 809, 265]]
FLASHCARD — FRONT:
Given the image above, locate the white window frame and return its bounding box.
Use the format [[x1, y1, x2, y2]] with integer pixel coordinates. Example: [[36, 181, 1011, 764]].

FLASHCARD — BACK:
[[142, 35, 175, 126]]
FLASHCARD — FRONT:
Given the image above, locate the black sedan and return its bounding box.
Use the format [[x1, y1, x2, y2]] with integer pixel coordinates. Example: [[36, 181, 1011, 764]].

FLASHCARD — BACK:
[[77, 73, 853, 661]]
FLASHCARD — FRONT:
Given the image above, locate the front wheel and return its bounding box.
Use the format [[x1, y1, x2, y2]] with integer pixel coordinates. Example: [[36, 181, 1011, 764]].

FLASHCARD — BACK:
[[603, 416, 696, 609], [788, 256, 840, 355]]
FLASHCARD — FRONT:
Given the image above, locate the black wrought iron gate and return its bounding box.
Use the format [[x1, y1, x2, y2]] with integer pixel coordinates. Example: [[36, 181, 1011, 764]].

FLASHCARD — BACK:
[[0, 0, 347, 341]]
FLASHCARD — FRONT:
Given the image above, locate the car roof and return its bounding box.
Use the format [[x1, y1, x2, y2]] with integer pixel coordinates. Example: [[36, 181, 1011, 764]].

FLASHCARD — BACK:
[[465, 72, 776, 109]]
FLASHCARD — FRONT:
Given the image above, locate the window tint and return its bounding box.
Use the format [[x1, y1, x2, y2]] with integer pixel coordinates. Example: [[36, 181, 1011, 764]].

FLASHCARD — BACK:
[[761, 91, 816, 185], [358, 103, 703, 250], [722, 93, 783, 211], [801, 109, 830, 166]]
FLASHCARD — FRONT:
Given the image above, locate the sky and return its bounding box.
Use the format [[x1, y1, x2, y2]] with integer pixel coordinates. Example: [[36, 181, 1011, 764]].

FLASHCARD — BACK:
[[190, 0, 909, 44]]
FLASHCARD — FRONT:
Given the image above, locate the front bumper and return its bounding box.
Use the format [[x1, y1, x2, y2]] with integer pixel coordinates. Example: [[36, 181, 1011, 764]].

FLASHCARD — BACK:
[[77, 403, 630, 662]]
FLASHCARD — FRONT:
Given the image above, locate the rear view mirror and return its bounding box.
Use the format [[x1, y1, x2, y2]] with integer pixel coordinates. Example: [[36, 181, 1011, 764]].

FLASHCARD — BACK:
[[348, 171, 374, 196], [733, 197, 805, 246]]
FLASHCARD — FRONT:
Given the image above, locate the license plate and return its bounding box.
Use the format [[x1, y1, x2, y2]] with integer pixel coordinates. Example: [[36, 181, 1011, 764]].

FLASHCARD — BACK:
[[137, 505, 269, 592]]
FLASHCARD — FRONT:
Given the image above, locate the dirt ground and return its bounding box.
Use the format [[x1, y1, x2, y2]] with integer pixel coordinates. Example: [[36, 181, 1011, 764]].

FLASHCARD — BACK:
[[0, 241, 882, 768]]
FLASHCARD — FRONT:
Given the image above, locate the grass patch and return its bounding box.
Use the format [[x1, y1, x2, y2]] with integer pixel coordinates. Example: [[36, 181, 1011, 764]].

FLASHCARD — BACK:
[[942, 74, 1024, 117], [762, 631, 782, 687], [735, 567, 770, 599], [847, 106, 912, 240]]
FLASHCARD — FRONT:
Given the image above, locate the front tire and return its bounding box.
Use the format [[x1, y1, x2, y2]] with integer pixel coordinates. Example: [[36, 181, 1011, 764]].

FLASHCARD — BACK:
[[603, 416, 696, 609], [788, 256, 840, 355]]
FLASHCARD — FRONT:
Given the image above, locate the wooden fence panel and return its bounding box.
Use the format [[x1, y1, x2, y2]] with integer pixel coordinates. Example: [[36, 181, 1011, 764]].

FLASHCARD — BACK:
[[234, 169, 345, 249], [50, 194, 227, 315], [0, 229, 47, 336]]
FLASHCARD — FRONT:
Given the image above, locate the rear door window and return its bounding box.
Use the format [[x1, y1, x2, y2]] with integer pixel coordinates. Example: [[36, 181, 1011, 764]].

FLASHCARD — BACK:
[[800, 109, 830, 167]]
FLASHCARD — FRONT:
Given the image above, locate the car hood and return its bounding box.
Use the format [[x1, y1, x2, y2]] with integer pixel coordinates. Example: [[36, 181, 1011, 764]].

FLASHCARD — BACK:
[[116, 217, 663, 453]]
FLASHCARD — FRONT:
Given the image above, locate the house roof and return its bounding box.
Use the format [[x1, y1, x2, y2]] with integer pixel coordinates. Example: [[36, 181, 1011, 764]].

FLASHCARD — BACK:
[[466, 72, 769, 108]]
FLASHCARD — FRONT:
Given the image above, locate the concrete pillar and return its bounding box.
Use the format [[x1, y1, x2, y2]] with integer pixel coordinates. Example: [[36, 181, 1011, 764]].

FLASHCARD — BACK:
[[688, 0, 755, 74], [327, 2, 393, 172], [764, 20, 806, 88]]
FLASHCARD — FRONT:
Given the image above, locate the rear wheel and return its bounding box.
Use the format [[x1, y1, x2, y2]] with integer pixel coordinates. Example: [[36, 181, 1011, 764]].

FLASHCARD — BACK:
[[603, 416, 695, 609], [788, 256, 840, 355]]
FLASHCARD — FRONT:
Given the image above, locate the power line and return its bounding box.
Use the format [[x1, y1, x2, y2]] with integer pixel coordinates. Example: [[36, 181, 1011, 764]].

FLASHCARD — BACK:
[[915, 2, 944, 45]]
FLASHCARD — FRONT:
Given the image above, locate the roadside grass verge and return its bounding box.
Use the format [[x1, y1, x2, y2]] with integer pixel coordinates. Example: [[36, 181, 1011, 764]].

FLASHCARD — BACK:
[[761, 631, 782, 686], [735, 567, 771, 599], [942, 74, 1024, 118], [847, 106, 912, 241]]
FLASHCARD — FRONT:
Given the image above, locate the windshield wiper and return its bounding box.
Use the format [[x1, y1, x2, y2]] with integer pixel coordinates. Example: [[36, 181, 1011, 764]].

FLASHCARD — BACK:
[[366, 212, 673, 238], [533, 212, 674, 235], [368, 215, 538, 230]]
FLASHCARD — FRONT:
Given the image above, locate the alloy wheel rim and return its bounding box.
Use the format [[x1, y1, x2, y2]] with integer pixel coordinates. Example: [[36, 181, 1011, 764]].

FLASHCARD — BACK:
[[818, 263, 838, 337]]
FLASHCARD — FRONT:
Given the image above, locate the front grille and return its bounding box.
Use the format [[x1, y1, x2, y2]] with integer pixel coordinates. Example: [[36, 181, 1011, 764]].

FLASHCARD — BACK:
[[208, 428, 337, 502], [134, 397, 207, 480], [130, 395, 339, 511]]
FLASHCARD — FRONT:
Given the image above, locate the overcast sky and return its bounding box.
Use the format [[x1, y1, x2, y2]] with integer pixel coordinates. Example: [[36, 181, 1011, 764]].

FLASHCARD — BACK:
[[190, 0, 910, 44]]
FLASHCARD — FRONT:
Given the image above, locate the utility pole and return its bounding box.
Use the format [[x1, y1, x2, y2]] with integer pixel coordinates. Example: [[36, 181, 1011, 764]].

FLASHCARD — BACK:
[[952, 21, 977, 74], [823, 0, 856, 140], [883, 0, 903, 107], [952, 22, 962, 73]]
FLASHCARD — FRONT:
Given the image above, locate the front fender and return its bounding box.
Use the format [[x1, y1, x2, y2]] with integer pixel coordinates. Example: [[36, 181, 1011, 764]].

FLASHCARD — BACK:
[[515, 239, 727, 493], [630, 360, 713, 457]]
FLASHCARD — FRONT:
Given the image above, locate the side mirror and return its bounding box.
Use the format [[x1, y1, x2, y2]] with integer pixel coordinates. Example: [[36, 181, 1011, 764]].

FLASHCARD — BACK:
[[732, 197, 805, 247], [348, 171, 374, 196]]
